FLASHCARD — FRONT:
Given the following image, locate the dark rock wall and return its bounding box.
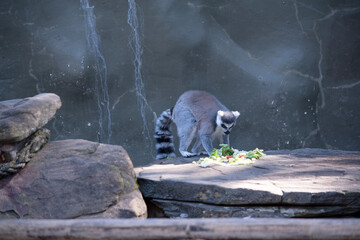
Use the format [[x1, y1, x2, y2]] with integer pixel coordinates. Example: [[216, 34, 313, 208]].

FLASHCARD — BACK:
[[1, 0, 359, 166]]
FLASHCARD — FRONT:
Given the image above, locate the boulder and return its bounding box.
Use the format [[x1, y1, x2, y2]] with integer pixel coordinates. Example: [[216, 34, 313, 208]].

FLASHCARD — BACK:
[[0, 139, 147, 219], [136, 148, 360, 218], [0, 93, 61, 143]]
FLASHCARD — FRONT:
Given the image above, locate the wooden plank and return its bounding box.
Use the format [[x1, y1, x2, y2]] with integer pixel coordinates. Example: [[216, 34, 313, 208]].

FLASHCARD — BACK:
[[0, 218, 359, 240]]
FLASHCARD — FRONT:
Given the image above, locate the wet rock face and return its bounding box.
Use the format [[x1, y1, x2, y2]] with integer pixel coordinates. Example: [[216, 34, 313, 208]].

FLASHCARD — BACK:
[[0, 139, 147, 219], [1, 1, 359, 166], [136, 149, 360, 218], [0, 93, 61, 143]]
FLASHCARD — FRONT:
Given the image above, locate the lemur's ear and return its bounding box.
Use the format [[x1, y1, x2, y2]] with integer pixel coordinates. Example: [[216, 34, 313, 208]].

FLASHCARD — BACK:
[[232, 111, 240, 118], [217, 110, 225, 117]]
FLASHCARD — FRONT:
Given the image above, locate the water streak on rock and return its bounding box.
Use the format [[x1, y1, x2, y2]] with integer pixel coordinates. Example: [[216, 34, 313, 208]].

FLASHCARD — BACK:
[[80, 0, 112, 143], [127, 0, 151, 146]]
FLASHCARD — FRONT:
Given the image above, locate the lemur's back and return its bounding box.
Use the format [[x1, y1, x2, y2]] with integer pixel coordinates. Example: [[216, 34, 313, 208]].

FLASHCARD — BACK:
[[173, 90, 228, 123]]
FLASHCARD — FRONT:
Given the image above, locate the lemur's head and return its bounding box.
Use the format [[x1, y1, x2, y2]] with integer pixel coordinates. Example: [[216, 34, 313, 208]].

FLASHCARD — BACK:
[[216, 110, 240, 135]]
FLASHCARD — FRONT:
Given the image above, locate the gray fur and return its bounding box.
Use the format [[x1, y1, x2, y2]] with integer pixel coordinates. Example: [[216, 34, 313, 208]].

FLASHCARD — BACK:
[[155, 90, 240, 159]]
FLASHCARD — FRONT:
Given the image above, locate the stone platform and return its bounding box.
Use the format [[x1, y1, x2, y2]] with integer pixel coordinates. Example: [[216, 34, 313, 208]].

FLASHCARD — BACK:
[[135, 148, 360, 218]]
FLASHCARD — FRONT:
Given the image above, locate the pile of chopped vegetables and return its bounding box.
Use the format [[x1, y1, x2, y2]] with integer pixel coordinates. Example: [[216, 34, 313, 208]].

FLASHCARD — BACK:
[[194, 144, 266, 168]]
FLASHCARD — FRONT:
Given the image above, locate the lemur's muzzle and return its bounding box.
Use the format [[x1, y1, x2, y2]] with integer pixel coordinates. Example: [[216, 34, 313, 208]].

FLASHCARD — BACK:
[[225, 130, 230, 135]]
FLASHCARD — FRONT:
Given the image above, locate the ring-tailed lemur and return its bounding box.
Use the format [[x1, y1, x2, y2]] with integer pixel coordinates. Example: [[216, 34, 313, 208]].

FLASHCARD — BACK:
[[155, 90, 240, 159]]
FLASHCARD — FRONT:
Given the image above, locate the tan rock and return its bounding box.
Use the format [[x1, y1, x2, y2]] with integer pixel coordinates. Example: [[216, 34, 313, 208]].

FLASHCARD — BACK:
[[0, 139, 147, 219]]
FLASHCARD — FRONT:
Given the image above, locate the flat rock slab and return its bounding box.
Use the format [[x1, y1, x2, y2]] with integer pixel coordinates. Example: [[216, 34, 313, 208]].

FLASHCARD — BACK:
[[136, 148, 360, 218], [0, 93, 61, 143], [0, 139, 147, 219]]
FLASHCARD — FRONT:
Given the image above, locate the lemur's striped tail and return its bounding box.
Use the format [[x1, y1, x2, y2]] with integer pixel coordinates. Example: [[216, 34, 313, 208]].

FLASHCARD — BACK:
[[154, 108, 176, 159]]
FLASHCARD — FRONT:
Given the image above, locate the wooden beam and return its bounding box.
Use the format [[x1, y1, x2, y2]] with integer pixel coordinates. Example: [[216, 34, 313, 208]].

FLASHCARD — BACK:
[[0, 218, 359, 240]]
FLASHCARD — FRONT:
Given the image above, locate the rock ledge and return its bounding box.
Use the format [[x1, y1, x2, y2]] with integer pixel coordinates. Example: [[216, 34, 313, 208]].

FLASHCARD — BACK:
[[136, 148, 360, 218]]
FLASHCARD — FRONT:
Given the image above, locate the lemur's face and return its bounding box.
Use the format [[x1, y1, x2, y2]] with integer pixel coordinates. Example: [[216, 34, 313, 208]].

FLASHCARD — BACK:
[[216, 110, 240, 135]]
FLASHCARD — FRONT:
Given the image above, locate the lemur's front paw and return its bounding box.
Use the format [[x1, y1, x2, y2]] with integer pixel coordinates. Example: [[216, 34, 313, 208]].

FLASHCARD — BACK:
[[180, 151, 196, 158]]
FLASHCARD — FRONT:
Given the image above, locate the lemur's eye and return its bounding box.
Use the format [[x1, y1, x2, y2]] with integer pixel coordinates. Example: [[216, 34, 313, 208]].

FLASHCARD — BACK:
[[221, 124, 227, 129]]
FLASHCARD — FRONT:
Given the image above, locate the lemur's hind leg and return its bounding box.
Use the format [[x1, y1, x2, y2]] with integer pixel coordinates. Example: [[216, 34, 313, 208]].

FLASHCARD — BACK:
[[174, 108, 197, 158]]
